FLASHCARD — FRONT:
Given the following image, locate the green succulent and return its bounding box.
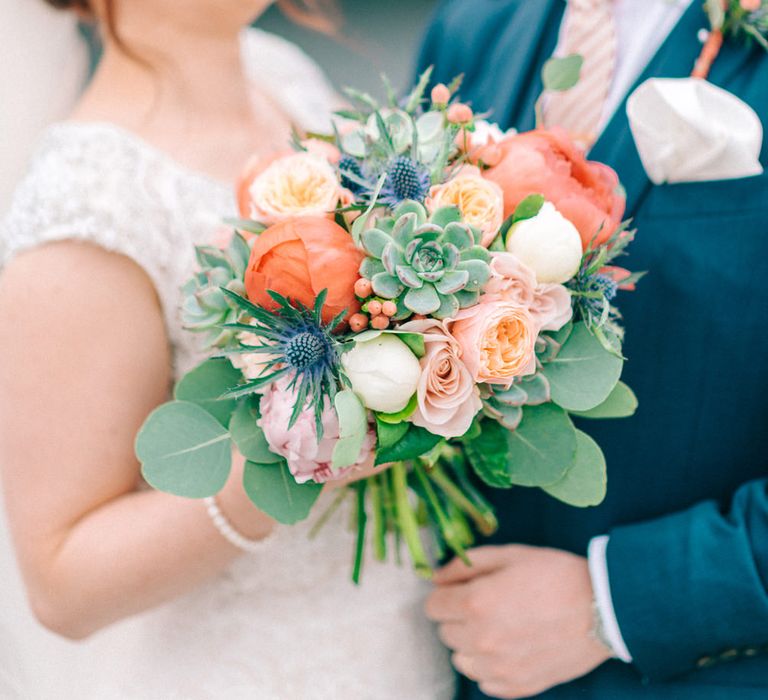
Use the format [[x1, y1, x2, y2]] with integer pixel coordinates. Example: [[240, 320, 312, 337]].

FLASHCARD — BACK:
[[181, 232, 252, 348], [481, 374, 552, 430], [358, 201, 491, 319]]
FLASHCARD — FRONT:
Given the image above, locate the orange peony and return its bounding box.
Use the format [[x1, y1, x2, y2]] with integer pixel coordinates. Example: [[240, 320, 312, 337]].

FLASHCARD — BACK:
[[484, 127, 626, 248], [244, 217, 364, 324]]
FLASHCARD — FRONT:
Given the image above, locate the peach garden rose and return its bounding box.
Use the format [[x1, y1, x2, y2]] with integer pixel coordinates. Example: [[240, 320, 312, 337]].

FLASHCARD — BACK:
[[426, 165, 504, 247], [399, 318, 482, 438], [238, 151, 345, 225], [449, 298, 537, 385]]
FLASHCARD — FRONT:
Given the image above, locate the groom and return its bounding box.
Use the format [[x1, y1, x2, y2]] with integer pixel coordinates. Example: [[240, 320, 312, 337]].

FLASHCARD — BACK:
[[418, 1, 768, 698]]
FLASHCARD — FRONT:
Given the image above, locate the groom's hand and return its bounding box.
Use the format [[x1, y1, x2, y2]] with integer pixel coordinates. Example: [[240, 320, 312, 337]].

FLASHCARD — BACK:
[[425, 545, 612, 699]]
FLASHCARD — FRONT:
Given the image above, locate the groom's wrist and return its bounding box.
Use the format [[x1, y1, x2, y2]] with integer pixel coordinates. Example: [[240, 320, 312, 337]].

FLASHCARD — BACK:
[[587, 535, 633, 663]]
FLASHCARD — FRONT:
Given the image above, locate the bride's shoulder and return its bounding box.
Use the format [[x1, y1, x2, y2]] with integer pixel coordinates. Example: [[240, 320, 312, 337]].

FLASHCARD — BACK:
[[241, 27, 340, 132]]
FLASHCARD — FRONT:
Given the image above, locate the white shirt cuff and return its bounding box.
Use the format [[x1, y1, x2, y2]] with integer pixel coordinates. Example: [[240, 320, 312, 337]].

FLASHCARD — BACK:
[[587, 535, 633, 663]]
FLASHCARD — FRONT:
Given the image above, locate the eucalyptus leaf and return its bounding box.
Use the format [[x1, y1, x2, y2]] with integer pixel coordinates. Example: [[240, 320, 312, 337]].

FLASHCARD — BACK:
[[570, 381, 638, 419], [375, 425, 443, 466], [507, 404, 577, 487], [137, 401, 232, 498], [332, 390, 368, 470], [242, 460, 323, 525], [542, 322, 623, 412], [543, 430, 606, 507], [463, 419, 513, 488], [229, 400, 281, 463], [542, 54, 584, 92], [174, 358, 242, 426]]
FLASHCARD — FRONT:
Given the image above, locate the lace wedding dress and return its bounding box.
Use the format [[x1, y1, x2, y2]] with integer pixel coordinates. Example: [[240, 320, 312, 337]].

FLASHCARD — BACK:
[[0, 29, 454, 700]]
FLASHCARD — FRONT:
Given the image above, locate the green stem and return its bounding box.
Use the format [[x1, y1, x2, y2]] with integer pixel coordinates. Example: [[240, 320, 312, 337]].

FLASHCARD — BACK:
[[308, 487, 348, 540], [391, 462, 431, 578], [381, 469, 402, 566], [352, 481, 368, 585], [414, 461, 471, 566], [429, 463, 498, 536], [369, 475, 387, 562]]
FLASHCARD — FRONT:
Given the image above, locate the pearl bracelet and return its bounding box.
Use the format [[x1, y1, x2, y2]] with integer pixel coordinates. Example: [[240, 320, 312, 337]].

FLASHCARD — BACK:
[[203, 496, 265, 554]]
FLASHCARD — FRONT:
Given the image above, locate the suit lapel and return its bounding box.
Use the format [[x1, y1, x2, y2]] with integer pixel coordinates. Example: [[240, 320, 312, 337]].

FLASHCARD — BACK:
[[588, 2, 710, 215]]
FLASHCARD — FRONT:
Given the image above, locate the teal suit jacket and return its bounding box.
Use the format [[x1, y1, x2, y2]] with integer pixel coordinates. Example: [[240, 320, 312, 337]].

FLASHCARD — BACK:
[[418, 1, 768, 697]]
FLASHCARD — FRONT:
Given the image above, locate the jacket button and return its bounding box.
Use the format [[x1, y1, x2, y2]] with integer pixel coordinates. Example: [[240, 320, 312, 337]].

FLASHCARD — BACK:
[[697, 656, 715, 668], [744, 647, 759, 656], [720, 649, 738, 661]]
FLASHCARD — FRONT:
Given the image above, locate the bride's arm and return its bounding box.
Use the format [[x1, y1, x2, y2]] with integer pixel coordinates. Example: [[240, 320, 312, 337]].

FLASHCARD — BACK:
[[0, 241, 275, 640]]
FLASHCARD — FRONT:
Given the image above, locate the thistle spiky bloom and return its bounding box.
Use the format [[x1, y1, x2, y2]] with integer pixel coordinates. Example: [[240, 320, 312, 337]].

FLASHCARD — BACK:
[[379, 156, 432, 207], [219, 288, 343, 433], [181, 232, 251, 348], [358, 201, 492, 319]]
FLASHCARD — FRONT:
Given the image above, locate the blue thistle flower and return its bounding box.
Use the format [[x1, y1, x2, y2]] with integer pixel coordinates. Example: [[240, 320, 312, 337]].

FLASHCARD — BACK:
[[379, 156, 431, 207], [339, 155, 366, 195], [218, 288, 343, 434], [568, 271, 619, 325]]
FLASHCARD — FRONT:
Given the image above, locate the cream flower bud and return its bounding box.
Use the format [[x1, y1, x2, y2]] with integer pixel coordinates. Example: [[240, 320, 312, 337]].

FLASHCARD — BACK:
[[505, 202, 583, 284], [341, 334, 422, 413]]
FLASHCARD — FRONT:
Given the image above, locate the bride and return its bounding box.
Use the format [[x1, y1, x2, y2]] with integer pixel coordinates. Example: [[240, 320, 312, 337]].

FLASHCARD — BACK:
[[0, 1, 453, 698]]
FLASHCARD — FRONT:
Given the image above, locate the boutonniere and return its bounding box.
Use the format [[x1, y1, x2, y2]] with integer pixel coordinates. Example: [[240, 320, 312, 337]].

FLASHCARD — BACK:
[[693, 0, 768, 78]]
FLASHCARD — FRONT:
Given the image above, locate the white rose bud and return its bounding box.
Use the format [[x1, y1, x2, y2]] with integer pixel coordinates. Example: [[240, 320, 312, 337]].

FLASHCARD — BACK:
[[506, 202, 583, 284], [342, 334, 422, 414]]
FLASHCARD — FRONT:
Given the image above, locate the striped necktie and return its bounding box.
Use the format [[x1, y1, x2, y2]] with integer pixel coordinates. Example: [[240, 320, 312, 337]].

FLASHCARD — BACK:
[[544, 0, 618, 148]]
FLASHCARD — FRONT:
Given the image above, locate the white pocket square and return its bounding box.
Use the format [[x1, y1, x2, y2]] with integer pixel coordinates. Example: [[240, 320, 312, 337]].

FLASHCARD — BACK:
[[626, 77, 764, 185]]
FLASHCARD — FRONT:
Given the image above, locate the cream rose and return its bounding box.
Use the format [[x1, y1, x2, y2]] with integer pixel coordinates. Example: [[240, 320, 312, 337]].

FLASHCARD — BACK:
[[449, 299, 537, 384], [245, 152, 343, 225], [427, 166, 505, 247], [399, 319, 481, 438]]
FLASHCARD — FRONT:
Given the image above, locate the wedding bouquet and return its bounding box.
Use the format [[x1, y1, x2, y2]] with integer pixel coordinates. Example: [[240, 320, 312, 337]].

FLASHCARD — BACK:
[[135, 68, 640, 581]]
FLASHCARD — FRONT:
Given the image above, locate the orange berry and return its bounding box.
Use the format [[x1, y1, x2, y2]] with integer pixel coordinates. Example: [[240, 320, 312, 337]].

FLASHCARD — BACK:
[[354, 278, 373, 298], [349, 313, 369, 332], [367, 300, 382, 316], [431, 83, 451, 106], [381, 301, 398, 317], [447, 103, 473, 124], [370, 314, 390, 330]]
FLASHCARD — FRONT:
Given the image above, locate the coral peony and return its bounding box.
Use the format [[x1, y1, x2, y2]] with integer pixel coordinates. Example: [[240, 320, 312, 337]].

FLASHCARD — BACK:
[[259, 378, 375, 484], [484, 127, 625, 248], [449, 299, 537, 385], [399, 319, 481, 438], [237, 151, 344, 224], [244, 217, 363, 324]]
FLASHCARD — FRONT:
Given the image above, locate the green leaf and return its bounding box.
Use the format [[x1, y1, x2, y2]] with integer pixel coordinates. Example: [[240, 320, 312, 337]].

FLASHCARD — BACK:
[[513, 193, 545, 223], [463, 419, 513, 488], [376, 416, 410, 449], [222, 217, 267, 235], [543, 430, 606, 507], [137, 401, 232, 498], [542, 322, 623, 412], [507, 404, 577, 487], [353, 330, 426, 358], [542, 54, 584, 92], [375, 424, 443, 466], [229, 399, 281, 463], [376, 393, 418, 424], [332, 389, 368, 470], [242, 460, 323, 525], [174, 358, 243, 426], [570, 381, 638, 419]]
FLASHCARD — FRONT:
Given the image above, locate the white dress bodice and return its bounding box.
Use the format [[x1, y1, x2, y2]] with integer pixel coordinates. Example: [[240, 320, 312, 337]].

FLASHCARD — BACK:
[[0, 29, 454, 700]]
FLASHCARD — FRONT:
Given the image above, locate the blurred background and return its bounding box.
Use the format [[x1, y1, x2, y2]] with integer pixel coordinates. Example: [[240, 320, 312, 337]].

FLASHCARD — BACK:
[[259, 0, 437, 95]]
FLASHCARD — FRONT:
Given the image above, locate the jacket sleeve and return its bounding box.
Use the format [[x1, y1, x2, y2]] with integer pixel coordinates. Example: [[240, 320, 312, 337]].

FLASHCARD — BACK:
[[605, 477, 768, 681]]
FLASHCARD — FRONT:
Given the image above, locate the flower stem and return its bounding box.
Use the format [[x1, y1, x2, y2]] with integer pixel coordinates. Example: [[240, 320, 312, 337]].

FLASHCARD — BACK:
[[391, 462, 432, 578], [413, 461, 471, 566], [352, 480, 368, 585], [429, 462, 498, 537], [369, 475, 387, 562], [692, 27, 724, 79], [308, 487, 348, 540]]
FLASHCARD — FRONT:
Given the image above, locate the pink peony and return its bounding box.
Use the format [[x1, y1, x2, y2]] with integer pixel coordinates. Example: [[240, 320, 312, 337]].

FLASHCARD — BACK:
[[486, 252, 573, 332], [259, 378, 375, 484], [398, 319, 482, 438]]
